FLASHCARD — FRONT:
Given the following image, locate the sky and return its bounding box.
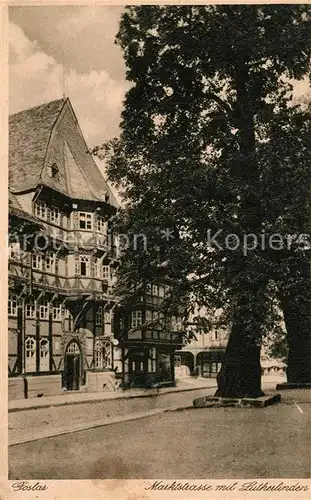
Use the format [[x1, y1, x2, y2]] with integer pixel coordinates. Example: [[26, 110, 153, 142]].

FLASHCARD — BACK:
[[9, 5, 311, 151], [9, 5, 129, 149]]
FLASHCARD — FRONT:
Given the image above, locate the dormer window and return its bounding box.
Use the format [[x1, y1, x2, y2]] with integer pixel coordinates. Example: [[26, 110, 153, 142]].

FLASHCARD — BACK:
[[49, 163, 59, 178]]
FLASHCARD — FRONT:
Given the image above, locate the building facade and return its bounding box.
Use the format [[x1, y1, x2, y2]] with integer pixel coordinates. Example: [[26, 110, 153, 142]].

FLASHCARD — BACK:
[[175, 317, 228, 379], [8, 98, 122, 399], [114, 282, 184, 387]]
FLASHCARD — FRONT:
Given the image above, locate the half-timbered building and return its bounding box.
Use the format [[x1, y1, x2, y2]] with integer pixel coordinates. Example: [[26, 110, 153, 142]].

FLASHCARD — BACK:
[[8, 98, 122, 399], [114, 282, 184, 388]]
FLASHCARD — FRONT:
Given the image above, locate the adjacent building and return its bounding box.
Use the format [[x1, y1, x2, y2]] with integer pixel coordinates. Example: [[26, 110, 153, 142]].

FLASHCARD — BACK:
[[114, 282, 184, 387]]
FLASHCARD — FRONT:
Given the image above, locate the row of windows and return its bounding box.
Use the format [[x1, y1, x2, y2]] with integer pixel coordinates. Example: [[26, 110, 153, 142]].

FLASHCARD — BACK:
[[75, 256, 112, 279], [130, 310, 182, 330], [8, 295, 111, 325], [23, 337, 111, 371], [25, 337, 49, 371], [10, 247, 113, 279], [8, 296, 64, 320], [146, 284, 167, 297], [34, 201, 61, 225], [34, 201, 108, 234]]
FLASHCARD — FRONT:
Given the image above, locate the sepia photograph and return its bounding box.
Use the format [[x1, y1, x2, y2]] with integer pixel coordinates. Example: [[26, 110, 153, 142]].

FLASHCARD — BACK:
[[5, 2, 311, 489]]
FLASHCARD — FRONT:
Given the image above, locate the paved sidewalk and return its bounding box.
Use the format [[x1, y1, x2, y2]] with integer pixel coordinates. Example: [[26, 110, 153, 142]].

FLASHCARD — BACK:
[[8, 376, 286, 447], [9, 377, 215, 412]]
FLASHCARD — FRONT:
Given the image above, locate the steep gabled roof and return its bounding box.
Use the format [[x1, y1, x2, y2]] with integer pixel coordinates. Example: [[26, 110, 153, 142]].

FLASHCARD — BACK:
[[9, 98, 119, 208], [9, 99, 66, 193]]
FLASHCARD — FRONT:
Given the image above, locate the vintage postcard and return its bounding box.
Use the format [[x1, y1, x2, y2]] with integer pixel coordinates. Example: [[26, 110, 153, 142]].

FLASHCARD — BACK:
[[1, 1, 310, 499]]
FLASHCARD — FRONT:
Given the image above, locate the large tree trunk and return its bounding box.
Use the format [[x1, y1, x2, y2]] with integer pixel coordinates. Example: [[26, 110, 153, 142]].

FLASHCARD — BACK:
[[281, 295, 311, 384], [215, 320, 263, 398]]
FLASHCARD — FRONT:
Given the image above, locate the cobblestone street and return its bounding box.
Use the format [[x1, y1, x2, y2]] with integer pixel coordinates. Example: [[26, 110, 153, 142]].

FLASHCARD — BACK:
[[9, 386, 310, 480]]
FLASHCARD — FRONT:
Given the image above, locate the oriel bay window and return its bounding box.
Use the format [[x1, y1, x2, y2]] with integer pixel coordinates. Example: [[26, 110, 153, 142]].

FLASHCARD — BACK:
[[79, 212, 93, 230], [131, 310, 142, 328], [76, 255, 90, 276], [97, 215, 107, 234]]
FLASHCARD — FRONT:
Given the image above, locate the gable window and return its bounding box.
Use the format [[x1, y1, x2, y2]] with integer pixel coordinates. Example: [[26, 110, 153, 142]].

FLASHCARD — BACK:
[[79, 255, 90, 276], [79, 212, 93, 230], [34, 201, 47, 219], [95, 306, 103, 326], [50, 163, 59, 178], [8, 294, 18, 316], [26, 300, 35, 319], [32, 253, 42, 270], [39, 300, 49, 320], [48, 206, 60, 225], [131, 310, 142, 328]]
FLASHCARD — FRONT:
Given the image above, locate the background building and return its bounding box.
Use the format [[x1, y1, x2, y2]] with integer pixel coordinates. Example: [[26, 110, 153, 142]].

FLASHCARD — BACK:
[[175, 308, 228, 379]]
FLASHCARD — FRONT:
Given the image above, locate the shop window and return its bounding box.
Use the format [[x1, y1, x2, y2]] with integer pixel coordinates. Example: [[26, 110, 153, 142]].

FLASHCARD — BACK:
[[79, 212, 93, 230], [94, 339, 111, 369], [8, 294, 18, 316], [25, 337, 36, 372], [96, 306, 103, 326], [40, 338, 49, 371]]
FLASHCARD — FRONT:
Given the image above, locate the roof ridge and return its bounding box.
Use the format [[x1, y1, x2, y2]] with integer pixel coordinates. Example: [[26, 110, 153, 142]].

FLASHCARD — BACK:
[[39, 98, 67, 184], [9, 98, 66, 118]]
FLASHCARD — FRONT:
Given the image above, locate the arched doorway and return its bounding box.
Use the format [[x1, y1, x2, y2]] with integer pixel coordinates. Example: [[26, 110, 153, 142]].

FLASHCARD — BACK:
[[64, 340, 81, 390], [174, 351, 195, 377]]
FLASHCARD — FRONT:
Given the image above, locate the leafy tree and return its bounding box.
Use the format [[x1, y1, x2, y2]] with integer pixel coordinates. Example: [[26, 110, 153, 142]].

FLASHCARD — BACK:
[[93, 5, 311, 396]]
